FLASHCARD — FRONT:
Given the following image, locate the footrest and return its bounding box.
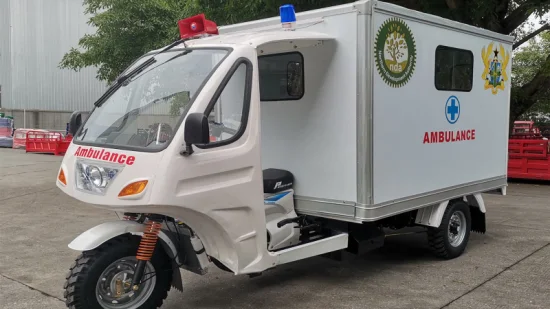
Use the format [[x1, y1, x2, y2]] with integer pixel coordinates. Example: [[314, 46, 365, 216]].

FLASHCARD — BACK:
[[274, 233, 348, 265]]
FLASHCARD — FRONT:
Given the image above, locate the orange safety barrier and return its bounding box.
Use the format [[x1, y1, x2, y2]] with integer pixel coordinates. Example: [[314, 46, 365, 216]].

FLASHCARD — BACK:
[[25, 131, 73, 156], [508, 139, 550, 180]]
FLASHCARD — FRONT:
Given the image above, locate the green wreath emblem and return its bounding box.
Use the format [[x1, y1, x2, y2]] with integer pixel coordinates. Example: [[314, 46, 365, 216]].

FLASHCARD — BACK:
[[375, 18, 417, 88]]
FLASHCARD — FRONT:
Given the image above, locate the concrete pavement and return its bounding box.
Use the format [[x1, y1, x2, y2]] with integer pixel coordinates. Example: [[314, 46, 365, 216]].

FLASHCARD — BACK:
[[0, 148, 549, 309]]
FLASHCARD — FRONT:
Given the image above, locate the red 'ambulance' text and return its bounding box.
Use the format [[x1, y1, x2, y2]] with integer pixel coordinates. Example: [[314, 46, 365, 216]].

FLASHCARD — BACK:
[[423, 129, 476, 144], [75, 146, 136, 165]]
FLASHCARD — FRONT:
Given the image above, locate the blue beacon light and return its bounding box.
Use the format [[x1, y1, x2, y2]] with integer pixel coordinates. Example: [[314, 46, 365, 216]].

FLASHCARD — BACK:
[[280, 4, 296, 29]]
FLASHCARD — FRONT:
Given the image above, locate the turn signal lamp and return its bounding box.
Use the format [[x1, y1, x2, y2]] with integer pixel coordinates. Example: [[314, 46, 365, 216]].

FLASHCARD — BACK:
[[178, 14, 219, 40], [58, 169, 67, 185], [119, 180, 148, 197]]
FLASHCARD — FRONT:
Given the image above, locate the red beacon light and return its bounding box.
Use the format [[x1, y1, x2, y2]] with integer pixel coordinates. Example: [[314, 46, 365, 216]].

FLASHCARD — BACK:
[[178, 14, 219, 40]]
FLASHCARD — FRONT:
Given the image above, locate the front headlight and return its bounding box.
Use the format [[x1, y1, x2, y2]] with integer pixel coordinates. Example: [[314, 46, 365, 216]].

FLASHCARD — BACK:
[[75, 161, 119, 195]]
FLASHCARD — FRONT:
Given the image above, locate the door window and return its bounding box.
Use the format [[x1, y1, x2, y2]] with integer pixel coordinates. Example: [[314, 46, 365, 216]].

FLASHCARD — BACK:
[[205, 60, 252, 146]]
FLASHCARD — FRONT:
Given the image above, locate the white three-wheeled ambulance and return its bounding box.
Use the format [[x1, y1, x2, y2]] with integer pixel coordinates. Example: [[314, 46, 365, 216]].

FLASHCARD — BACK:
[[57, 1, 512, 308]]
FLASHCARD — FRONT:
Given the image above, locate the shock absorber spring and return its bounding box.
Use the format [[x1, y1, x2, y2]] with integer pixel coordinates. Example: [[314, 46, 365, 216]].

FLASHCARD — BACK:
[[132, 219, 162, 289], [136, 220, 162, 261]]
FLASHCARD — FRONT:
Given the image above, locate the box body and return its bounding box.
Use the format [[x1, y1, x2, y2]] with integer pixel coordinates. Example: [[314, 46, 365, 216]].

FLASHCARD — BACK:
[[219, 0, 512, 222], [367, 2, 512, 217]]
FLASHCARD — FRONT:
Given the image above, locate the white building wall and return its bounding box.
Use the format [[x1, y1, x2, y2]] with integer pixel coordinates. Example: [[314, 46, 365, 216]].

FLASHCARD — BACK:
[[2, 0, 107, 113], [0, 0, 12, 110]]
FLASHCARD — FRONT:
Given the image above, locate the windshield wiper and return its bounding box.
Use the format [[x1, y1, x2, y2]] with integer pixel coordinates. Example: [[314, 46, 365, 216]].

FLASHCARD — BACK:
[[94, 58, 156, 107], [156, 49, 192, 67], [93, 39, 186, 107], [122, 50, 193, 85]]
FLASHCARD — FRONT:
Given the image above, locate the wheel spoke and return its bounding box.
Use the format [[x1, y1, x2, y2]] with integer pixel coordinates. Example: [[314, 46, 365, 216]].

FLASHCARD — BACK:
[[95, 257, 156, 309]]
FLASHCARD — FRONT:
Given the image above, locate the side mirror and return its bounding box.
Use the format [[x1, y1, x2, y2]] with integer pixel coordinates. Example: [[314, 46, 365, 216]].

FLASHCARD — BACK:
[[69, 111, 83, 136], [182, 113, 209, 156]]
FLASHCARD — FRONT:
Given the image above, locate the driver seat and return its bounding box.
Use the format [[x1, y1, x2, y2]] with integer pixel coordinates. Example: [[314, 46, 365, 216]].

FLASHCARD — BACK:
[[262, 168, 294, 194]]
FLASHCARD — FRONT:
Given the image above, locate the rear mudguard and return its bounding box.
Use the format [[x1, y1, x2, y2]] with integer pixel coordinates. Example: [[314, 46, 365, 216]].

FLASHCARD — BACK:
[[415, 194, 486, 230], [68, 220, 210, 292]]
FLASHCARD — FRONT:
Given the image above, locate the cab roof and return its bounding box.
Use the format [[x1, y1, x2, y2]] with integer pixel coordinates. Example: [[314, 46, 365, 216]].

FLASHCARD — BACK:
[[149, 29, 335, 55], [185, 30, 334, 48]]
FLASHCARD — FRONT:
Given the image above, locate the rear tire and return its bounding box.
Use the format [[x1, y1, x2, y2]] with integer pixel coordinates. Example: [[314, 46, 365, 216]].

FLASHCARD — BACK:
[[427, 201, 471, 259], [64, 234, 173, 309]]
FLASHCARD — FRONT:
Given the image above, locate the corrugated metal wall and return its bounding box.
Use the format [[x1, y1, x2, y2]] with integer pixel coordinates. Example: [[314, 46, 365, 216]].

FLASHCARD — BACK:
[[5, 0, 107, 112], [0, 0, 12, 110]]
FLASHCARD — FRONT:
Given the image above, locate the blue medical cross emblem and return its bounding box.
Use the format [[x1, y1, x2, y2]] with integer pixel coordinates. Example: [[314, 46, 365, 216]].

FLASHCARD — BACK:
[[445, 96, 460, 124]]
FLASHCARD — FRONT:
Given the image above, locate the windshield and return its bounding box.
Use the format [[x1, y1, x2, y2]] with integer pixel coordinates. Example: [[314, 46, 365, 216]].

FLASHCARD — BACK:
[[74, 48, 229, 150]]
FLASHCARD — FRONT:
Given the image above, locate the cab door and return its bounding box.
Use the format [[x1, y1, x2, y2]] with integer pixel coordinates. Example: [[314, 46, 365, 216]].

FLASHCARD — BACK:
[[167, 48, 273, 274]]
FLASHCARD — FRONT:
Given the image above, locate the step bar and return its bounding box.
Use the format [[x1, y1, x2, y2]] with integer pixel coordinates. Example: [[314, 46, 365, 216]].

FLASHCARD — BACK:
[[274, 233, 348, 265]]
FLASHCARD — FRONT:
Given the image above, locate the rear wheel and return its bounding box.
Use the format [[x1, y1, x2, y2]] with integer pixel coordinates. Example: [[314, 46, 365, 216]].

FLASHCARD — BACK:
[[427, 201, 471, 259], [64, 235, 173, 309]]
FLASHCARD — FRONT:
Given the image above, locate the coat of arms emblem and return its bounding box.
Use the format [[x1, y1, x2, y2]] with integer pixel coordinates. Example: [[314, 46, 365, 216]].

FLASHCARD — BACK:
[[481, 42, 510, 95]]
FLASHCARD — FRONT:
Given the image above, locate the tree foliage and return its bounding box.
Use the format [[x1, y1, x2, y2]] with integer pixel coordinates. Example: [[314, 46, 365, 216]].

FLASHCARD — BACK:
[[513, 32, 550, 120], [60, 0, 189, 82], [60, 0, 351, 83], [61, 0, 550, 126]]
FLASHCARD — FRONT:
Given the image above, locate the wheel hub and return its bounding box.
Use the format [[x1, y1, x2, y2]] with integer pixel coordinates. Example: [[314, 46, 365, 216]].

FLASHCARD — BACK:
[[448, 211, 467, 247], [110, 271, 133, 297], [96, 257, 156, 309]]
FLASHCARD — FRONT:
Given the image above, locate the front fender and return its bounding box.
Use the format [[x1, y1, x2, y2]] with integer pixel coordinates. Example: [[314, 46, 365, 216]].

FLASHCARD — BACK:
[[68, 220, 183, 266], [68, 221, 146, 251], [68, 220, 185, 291]]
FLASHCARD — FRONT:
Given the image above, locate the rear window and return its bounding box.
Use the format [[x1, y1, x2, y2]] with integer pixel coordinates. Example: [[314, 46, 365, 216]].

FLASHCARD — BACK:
[[258, 52, 304, 101], [434, 46, 473, 92]]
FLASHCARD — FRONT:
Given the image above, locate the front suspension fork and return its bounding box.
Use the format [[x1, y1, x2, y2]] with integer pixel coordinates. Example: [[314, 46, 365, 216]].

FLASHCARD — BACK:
[[131, 218, 162, 290]]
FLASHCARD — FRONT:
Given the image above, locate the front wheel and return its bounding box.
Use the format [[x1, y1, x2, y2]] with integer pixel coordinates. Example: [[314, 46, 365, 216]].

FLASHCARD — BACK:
[[64, 235, 173, 309], [427, 200, 471, 259]]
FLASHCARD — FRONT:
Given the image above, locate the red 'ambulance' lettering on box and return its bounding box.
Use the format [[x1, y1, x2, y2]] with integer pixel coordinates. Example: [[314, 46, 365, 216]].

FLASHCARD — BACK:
[[74, 147, 136, 165], [423, 129, 476, 144]]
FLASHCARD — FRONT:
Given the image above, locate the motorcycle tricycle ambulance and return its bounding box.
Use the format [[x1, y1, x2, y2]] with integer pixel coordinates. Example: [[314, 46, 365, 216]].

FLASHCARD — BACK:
[[58, 1, 512, 308]]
